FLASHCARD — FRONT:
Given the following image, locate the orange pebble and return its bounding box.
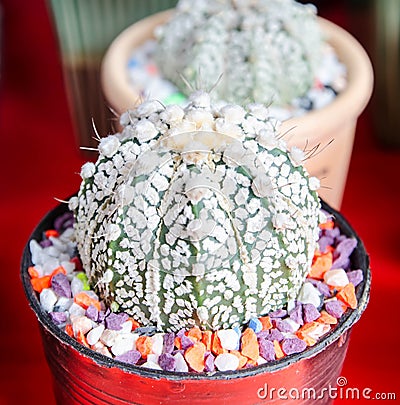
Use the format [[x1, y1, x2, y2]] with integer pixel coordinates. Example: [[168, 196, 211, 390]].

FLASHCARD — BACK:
[[76, 330, 90, 348], [273, 340, 285, 359], [230, 350, 248, 369], [184, 342, 206, 372], [28, 266, 39, 279], [31, 275, 51, 293], [51, 266, 67, 277], [296, 322, 320, 339], [74, 292, 101, 311], [45, 229, 60, 238], [337, 283, 357, 309], [309, 251, 333, 279], [317, 310, 338, 325], [136, 336, 153, 359], [127, 318, 140, 331], [187, 327, 202, 342], [65, 324, 74, 337], [211, 332, 226, 356], [319, 220, 334, 230], [240, 328, 259, 361], [302, 335, 317, 347], [259, 316, 272, 330], [174, 337, 182, 350], [201, 331, 212, 351]]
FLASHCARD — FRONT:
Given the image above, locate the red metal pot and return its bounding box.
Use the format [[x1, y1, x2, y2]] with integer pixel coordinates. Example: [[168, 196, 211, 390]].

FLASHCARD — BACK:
[[21, 201, 370, 405]]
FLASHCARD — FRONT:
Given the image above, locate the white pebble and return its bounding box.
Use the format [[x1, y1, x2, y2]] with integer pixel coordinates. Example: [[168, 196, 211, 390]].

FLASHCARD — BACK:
[[147, 353, 159, 363], [111, 333, 136, 356], [214, 353, 240, 371], [100, 329, 118, 347], [141, 360, 162, 370], [55, 297, 73, 312], [86, 324, 105, 346], [151, 333, 164, 356], [40, 288, 58, 312], [60, 260, 75, 274], [297, 282, 322, 308], [119, 320, 134, 334], [70, 277, 84, 297], [307, 323, 331, 340], [257, 356, 268, 365], [217, 329, 239, 351], [324, 269, 349, 288], [71, 316, 93, 336], [173, 352, 189, 372], [68, 302, 86, 318], [92, 341, 112, 357]]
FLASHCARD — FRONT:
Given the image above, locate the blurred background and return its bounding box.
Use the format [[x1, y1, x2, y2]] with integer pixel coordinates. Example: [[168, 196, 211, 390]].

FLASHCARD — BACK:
[[0, 0, 399, 404]]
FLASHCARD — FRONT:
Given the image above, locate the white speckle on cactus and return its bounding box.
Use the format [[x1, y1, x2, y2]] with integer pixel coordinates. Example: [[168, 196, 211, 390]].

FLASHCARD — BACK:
[[309, 176, 321, 191], [136, 100, 163, 117], [68, 196, 78, 211], [107, 224, 121, 242], [189, 90, 211, 109], [160, 104, 185, 124], [289, 146, 305, 166], [134, 119, 159, 143], [80, 162, 96, 179], [99, 136, 121, 158], [220, 105, 246, 124]]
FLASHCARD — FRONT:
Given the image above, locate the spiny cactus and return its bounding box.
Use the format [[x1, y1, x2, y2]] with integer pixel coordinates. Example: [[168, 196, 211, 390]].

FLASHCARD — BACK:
[[70, 91, 321, 332], [155, 0, 323, 106]]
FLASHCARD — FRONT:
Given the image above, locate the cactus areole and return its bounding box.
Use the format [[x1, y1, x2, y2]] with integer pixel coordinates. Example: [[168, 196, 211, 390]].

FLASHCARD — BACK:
[[71, 91, 321, 332], [155, 0, 323, 106]]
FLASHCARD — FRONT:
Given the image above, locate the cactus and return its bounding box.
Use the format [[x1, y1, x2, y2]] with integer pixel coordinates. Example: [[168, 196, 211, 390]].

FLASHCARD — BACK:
[[70, 91, 321, 332], [155, 0, 323, 106]]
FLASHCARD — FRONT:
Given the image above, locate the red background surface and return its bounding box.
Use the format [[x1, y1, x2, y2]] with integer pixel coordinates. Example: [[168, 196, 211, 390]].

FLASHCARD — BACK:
[[0, 1, 399, 404]]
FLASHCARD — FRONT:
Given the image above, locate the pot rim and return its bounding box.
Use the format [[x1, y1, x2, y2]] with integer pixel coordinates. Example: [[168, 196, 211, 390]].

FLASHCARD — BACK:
[[100, 10, 374, 138], [21, 199, 371, 381]]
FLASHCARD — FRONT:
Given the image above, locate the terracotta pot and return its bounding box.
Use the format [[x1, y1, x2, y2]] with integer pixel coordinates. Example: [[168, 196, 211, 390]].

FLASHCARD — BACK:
[[22, 201, 370, 405], [101, 11, 373, 209]]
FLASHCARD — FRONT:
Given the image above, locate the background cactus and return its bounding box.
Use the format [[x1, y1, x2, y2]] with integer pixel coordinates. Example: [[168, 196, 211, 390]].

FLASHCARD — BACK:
[[154, 0, 323, 106], [71, 91, 321, 332]]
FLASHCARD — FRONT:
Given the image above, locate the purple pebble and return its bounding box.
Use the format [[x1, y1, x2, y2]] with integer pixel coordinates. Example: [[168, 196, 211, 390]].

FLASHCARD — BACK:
[[318, 236, 334, 253], [324, 227, 341, 239], [317, 281, 332, 298], [176, 329, 186, 338], [115, 350, 141, 365], [303, 303, 320, 323], [347, 269, 363, 287], [159, 353, 176, 371], [40, 239, 53, 248], [269, 309, 287, 318], [162, 332, 175, 354], [98, 309, 110, 324], [54, 212, 74, 232], [205, 353, 215, 372], [49, 311, 67, 325], [85, 305, 99, 322], [180, 334, 194, 350], [289, 303, 304, 326], [275, 319, 295, 333], [259, 339, 275, 361], [266, 329, 284, 342], [282, 338, 307, 355], [256, 330, 270, 339], [51, 273, 72, 298], [325, 300, 345, 318], [105, 312, 129, 331]]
